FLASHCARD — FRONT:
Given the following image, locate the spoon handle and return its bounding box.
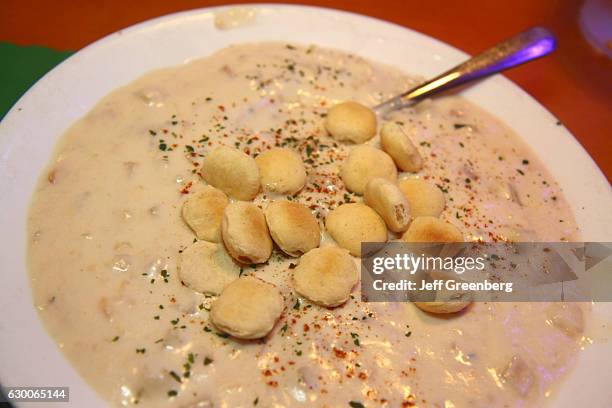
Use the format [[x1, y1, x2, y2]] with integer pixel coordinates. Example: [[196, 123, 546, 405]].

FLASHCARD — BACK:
[[374, 27, 556, 116]]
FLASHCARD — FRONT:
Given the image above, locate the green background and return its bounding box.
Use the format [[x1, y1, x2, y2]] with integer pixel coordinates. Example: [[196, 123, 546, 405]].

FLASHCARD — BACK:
[[0, 42, 73, 120]]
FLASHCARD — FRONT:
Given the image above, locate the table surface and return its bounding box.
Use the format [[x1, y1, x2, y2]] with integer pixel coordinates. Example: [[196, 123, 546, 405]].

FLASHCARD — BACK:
[[1, 0, 610, 180]]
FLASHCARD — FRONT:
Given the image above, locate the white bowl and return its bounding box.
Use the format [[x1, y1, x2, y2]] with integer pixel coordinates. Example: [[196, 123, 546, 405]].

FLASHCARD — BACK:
[[1, 4, 610, 407]]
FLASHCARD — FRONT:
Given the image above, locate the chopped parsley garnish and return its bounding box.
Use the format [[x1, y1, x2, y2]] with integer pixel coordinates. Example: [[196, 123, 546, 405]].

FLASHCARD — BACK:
[[169, 371, 182, 383], [349, 402, 365, 408], [305, 144, 313, 157], [167, 390, 178, 397], [350, 332, 360, 346], [204, 357, 213, 366]]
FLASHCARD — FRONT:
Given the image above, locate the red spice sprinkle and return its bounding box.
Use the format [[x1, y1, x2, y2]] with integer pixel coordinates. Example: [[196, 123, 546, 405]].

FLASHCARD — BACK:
[[218, 105, 225, 112], [401, 395, 417, 407], [180, 181, 193, 194], [303, 324, 310, 332], [266, 381, 278, 387], [333, 348, 347, 359]]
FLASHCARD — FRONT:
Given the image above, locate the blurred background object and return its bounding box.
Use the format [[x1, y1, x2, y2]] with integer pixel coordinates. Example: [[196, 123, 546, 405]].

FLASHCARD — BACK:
[[1, 0, 610, 180], [579, 0, 612, 58]]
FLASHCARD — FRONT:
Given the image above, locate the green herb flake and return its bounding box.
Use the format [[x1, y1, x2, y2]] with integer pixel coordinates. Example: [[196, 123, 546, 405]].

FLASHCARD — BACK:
[[305, 145, 313, 157], [349, 402, 365, 408], [204, 357, 213, 366], [167, 390, 178, 397], [169, 371, 182, 383]]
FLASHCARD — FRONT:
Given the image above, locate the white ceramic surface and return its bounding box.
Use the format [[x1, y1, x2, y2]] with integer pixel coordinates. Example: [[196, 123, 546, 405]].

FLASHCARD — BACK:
[[0, 4, 610, 407]]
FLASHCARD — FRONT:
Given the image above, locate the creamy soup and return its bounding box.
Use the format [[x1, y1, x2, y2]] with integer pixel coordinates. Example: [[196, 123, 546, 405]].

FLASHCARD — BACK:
[[28, 43, 587, 407]]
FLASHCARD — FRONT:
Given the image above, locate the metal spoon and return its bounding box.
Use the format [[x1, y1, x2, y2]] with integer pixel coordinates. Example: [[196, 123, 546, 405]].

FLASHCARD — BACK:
[[373, 27, 556, 117]]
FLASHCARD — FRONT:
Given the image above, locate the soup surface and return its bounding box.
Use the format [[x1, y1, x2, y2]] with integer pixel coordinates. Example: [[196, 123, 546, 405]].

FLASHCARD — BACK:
[[28, 43, 587, 407]]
